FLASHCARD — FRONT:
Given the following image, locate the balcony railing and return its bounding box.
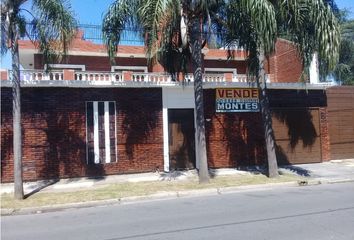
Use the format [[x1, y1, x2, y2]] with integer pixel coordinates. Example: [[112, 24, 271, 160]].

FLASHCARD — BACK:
[[2, 70, 271, 85], [132, 73, 172, 83], [75, 71, 123, 82], [21, 70, 64, 81]]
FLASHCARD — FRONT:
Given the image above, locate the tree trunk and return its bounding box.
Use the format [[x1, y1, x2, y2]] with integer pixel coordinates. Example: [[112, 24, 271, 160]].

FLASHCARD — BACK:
[[11, 25, 24, 199], [190, 18, 209, 183], [258, 51, 279, 178]]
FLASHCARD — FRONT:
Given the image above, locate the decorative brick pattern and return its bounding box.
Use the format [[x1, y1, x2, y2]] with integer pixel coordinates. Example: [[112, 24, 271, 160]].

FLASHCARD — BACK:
[[319, 107, 331, 161], [1, 87, 163, 182]]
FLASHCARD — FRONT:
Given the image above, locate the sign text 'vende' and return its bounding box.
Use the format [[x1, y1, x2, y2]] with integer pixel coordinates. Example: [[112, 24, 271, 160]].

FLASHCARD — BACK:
[[216, 88, 260, 112]]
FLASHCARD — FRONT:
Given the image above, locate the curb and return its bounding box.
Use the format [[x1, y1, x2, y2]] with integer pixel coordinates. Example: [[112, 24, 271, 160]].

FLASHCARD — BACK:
[[320, 178, 354, 184], [2, 178, 354, 216]]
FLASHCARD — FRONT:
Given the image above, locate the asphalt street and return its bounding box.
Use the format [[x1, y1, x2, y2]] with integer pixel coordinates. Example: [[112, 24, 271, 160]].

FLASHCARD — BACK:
[[2, 182, 354, 240]]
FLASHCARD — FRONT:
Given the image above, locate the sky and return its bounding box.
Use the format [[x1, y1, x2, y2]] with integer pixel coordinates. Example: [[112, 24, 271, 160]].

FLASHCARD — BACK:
[[1, 0, 353, 69]]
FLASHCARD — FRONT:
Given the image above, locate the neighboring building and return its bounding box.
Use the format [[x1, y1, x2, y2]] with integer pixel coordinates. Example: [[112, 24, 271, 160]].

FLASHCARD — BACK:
[[1, 30, 353, 182]]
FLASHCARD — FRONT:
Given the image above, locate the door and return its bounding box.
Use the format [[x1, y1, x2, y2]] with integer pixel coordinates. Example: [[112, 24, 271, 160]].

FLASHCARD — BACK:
[[272, 108, 322, 164], [168, 109, 196, 170], [327, 87, 354, 160]]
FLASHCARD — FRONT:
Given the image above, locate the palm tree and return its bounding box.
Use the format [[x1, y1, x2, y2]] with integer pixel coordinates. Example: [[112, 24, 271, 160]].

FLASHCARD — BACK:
[[1, 0, 77, 199], [225, 0, 339, 177], [102, 0, 340, 180], [333, 15, 354, 85], [102, 0, 227, 183], [224, 0, 279, 177]]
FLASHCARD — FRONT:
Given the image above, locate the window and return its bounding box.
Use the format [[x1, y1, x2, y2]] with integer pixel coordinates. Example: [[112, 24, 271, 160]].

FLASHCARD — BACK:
[[111, 66, 148, 73], [86, 101, 116, 164], [44, 64, 86, 71], [204, 67, 236, 75]]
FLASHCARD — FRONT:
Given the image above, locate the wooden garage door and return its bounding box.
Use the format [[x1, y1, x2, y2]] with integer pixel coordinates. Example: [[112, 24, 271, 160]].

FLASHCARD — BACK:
[[327, 87, 354, 160], [271, 108, 322, 164]]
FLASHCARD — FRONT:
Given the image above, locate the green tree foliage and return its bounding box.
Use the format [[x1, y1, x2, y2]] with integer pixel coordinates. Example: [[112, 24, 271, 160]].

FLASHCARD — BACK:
[[334, 18, 354, 85], [1, 0, 77, 199], [102, 0, 340, 180]]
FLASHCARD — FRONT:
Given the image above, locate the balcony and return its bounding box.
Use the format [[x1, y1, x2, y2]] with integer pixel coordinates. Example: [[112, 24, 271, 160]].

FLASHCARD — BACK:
[[1, 69, 266, 88], [1, 69, 334, 89]]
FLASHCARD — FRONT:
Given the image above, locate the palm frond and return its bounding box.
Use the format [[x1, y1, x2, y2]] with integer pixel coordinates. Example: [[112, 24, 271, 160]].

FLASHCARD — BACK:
[[155, 0, 184, 74], [31, 0, 77, 64], [1, 3, 9, 55], [102, 0, 140, 63], [278, 0, 340, 75], [225, 0, 277, 75], [138, 0, 174, 62], [340, 19, 354, 41]]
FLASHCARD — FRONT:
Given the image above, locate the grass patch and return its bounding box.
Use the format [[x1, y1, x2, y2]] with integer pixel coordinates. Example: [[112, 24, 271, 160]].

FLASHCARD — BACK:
[[1, 173, 306, 210]]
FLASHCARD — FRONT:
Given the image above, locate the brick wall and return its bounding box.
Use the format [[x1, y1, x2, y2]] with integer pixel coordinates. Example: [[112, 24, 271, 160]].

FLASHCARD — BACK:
[[34, 54, 148, 71], [204, 60, 248, 74], [1, 87, 163, 182], [29, 38, 304, 83], [1, 87, 334, 182], [33, 54, 250, 74], [268, 39, 303, 83], [203, 89, 266, 168]]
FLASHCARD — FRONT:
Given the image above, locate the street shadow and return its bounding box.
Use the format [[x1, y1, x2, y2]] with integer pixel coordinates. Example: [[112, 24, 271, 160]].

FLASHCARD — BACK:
[[203, 89, 267, 172], [272, 109, 317, 150], [275, 145, 311, 176], [204, 112, 265, 174], [32, 90, 105, 181], [274, 144, 290, 166], [55, 113, 105, 179], [272, 108, 318, 167], [0, 88, 14, 182], [168, 110, 196, 170], [280, 165, 312, 177], [159, 171, 187, 181], [0, 117, 13, 181], [224, 113, 265, 167], [119, 92, 160, 159], [24, 179, 59, 198]]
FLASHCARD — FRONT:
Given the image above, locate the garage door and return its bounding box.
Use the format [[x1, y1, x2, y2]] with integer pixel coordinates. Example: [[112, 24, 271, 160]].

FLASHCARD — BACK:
[[271, 108, 322, 164], [327, 87, 354, 160]]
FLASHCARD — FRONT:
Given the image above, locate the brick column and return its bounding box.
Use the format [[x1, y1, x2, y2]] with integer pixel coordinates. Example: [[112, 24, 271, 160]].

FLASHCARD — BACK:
[[319, 107, 331, 161], [178, 72, 184, 82], [122, 71, 133, 81], [63, 70, 75, 80], [224, 73, 233, 82], [1, 70, 8, 80]]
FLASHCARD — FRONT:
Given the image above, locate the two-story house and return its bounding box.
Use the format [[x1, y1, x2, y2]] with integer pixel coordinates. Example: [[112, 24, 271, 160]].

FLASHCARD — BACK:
[[1, 28, 352, 183]]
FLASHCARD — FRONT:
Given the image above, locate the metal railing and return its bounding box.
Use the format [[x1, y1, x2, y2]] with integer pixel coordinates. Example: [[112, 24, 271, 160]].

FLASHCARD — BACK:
[[24, 23, 228, 48]]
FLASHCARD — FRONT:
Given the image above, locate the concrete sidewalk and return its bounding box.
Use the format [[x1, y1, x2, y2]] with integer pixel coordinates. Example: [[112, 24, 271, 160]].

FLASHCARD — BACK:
[[1, 168, 250, 195], [279, 159, 354, 182], [1, 159, 353, 195], [1, 159, 353, 216]]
